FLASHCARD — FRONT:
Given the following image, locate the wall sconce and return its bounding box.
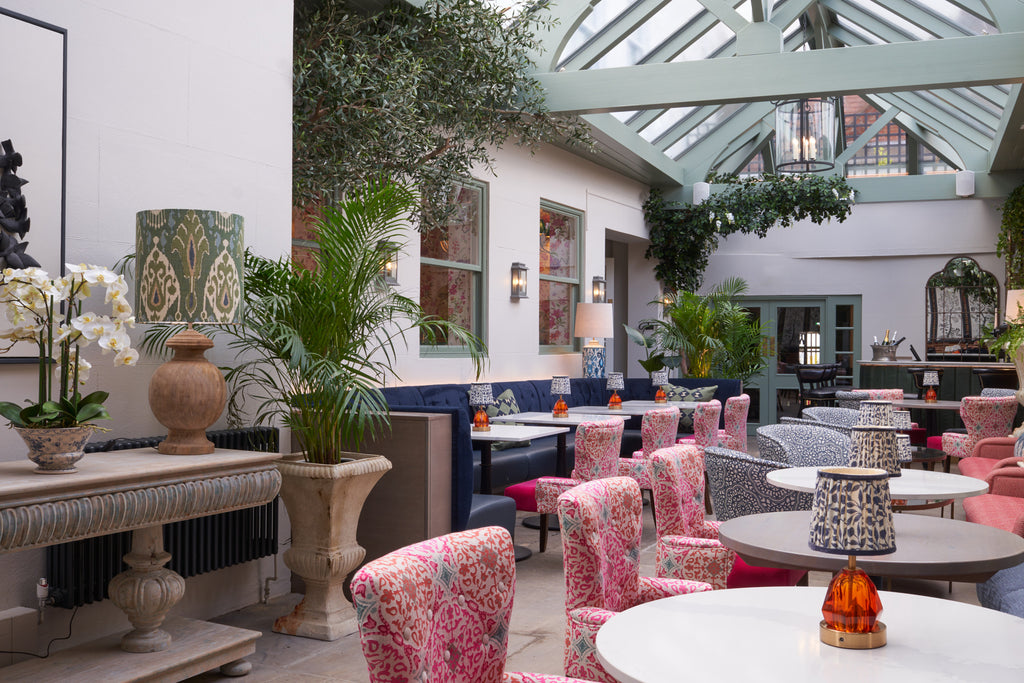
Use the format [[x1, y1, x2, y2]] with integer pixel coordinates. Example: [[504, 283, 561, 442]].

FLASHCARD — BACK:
[[511, 261, 528, 300], [592, 275, 607, 303], [382, 253, 398, 285]]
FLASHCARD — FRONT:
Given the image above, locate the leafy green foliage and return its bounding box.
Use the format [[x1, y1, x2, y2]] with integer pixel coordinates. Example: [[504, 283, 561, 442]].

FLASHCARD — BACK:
[[644, 173, 855, 292], [996, 182, 1024, 289], [293, 0, 589, 227], [138, 182, 488, 463], [641, 277, 767, 384], [0, 391, 110, 429]]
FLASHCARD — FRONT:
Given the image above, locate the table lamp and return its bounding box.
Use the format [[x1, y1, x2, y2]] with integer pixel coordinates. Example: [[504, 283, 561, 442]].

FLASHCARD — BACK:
[[606, 372, 624, 410], [136, 209, 244, 454], [574, 302, 614, 379], [895, 433, 913, 464], [651, 369, 669, 402], [923, 371, 940, 403], [809, 467, 896, 649], [470, 382, 494, 432], [551, 375, 571, 418], [893, 410, 912, 431], [856, 400, 893, 428], [849, 424, 901, 477]]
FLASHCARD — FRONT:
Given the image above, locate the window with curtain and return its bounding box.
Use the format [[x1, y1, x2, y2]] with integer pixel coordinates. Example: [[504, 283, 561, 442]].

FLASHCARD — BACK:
[[539, 202, 582, 351], [420, 180, 485, 351]]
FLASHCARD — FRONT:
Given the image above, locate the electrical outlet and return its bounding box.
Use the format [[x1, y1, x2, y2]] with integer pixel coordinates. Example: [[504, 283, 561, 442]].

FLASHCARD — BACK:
[[0, 606, 37, 666]]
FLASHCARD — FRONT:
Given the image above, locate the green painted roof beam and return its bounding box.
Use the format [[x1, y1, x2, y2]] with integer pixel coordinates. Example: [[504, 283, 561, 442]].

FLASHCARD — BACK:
[[529, 0, 599, 72], [949, 0, 997, 24], [558, 0, 673, 72], [847, 171, 1024, 202], [822, 0, 922, 45], [581, 113, 687, 184], [835, 107, 901, 166], [877, 89, 993, 151], [533, 33, 1024, 114], [771, 0, 818, 32], [699, 0, 749, 33], [864, 92, 981, 168], [985, 0, 1024, 31], [989, 84, 1024, 172], [713, 124, 774, 175], [681, 102, 776, 173], [629, 107, 696, 137], [653, 105, 724, 152], [635, 4, 735, 66], [751, 0, 769, 23]]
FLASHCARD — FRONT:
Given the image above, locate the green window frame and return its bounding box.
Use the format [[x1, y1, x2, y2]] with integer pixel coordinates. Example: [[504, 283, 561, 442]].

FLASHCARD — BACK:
[[419, 180, 487, 355], [539, 200, 583, 353]]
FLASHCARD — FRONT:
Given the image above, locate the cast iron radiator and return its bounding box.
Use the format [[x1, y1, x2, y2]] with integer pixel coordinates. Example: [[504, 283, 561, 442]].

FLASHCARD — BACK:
[[46, 426, 280, 608]]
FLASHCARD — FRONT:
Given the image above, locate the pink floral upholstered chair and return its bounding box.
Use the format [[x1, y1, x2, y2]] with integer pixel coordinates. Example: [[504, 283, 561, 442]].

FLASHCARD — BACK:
[[532, 418, 623, 552], [351, 526, 598, 683], [616, 406, 680, 492], [556, 476, 712, 682], [935, 395, 1018, 470], [674, 399, 723, 449], [719, 394, 750, 451], [650, 446, 805, 590]]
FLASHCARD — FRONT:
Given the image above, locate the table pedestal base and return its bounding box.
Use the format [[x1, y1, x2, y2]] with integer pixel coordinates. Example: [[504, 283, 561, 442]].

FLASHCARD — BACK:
[[523, 514, 560, 531]]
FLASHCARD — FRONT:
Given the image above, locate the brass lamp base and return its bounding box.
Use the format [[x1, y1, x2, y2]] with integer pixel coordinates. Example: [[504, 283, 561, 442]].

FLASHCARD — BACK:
[[472, 425, 491, 432], [819, 621, 886, 649]]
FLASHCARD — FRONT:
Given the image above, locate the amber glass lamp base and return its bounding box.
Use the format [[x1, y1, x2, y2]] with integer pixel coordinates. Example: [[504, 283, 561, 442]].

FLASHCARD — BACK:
[[553, 397, 569, 418], [472, 406, 490, 432], [819, 559, 886, 649], [654, 387, 667, 403], [924, 387, 938, 403], [608, 391, 622, 410]]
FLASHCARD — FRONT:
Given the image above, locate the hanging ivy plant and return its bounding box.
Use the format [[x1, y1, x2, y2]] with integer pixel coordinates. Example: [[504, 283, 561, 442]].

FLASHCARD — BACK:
[[644, 173, 855, 292], [996, 182, 1024, 290]]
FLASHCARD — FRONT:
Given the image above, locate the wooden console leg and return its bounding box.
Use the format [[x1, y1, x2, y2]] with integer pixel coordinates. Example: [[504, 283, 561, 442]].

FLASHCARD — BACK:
[[108, 525, 186, 653], [220, 658, 254, 676]]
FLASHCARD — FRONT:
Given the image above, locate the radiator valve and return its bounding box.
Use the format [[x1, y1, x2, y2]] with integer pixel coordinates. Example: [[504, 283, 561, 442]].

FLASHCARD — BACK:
[[36, 577, 48, 623]]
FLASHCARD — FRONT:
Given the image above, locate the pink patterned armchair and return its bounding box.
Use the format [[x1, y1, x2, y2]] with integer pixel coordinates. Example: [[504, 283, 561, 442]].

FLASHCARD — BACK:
[[351, 526, 597, 683], [616, 406, 679, 493], [556, 476, 712, 682], [674, 399, 723, 449], [650, 446, 805, 590], [531, 418, 623, 552], [936, 395, 1018, 470], [677, 395, 751, 451]]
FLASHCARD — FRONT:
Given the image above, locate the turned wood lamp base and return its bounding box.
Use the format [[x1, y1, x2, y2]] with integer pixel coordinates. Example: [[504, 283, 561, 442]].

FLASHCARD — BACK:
[[149, 324, 227, 455]]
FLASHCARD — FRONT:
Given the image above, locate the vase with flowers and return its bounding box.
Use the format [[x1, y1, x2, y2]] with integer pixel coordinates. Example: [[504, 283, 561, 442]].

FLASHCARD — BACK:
[[0, 263, 138, 472]]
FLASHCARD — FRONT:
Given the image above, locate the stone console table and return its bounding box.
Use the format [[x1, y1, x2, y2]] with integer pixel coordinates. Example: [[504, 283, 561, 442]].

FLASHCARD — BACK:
[[0, 448, 282, 681]]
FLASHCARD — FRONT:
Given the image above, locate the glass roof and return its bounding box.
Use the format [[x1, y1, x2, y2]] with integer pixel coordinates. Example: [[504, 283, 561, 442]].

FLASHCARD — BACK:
[[528, 0, 1023, 191]]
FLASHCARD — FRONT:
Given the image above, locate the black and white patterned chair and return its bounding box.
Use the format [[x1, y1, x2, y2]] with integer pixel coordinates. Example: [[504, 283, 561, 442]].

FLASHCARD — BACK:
[[756, 423, 850, 467], [835, 390, 870, 409], [802, 406, 860, 431], [982, 388, 1018, 398], [703, 446, 814, 522]]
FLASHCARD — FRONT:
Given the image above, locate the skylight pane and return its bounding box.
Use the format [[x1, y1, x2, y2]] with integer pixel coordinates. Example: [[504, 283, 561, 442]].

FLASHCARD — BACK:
[[907, 0, 997, 36], [590, 0, 704, 69], [639, 107, 697, 142], [561, 0, 639, 61], [846, 0, 934, 41], [835, 16, 883, 45], [665, 103, 743, 159]]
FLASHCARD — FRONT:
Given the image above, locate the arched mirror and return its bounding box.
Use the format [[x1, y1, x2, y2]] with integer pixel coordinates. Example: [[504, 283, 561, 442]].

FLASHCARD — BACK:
[[925, 256, 999, 361]]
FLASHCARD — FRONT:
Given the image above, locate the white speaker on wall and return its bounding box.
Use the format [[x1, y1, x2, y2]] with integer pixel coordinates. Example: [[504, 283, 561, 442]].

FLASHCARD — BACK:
[[692, 181, 711, 205], [955, 170, 975, 197]]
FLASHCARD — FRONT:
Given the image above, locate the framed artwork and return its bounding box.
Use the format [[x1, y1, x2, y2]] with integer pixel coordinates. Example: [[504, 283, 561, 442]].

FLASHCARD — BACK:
[[0, 8, 67, 362]]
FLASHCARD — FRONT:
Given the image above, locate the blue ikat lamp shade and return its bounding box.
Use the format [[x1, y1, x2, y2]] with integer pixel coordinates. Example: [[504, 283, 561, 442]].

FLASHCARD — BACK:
[[809, 467, 896, 556]]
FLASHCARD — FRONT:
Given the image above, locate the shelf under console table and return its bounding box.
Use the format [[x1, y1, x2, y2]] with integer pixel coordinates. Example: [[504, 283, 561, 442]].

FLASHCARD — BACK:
[[0, 448, 283, 681]]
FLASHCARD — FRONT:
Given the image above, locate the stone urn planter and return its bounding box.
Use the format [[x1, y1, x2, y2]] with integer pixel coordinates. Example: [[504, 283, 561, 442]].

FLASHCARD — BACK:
[[273, 453, 392, 641], [14, 425, 94, 473]]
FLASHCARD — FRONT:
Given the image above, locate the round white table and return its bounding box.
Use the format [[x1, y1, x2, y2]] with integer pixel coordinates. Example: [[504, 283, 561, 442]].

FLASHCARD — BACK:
[[595, 587, 1024, 682], [766, 466, 988, 500]]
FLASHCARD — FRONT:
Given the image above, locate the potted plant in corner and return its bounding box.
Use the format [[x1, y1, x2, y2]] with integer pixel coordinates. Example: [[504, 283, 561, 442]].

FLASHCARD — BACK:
[[0, 264, 139, 472], [199, 181, 486, 641], [988, 181, 1024, 432]]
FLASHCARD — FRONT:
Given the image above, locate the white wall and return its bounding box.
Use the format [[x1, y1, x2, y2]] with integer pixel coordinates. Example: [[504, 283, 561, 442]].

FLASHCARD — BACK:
[[703, 196, 1004, 359], [0, 0, 292, 647], [385, 142, 658, 385]]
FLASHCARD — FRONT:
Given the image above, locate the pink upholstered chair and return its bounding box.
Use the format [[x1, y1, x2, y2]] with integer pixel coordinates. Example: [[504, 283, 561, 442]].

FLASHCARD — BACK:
[[677, 395, 751, 451], [530, 418, 624, 552], [675, 399, 723, 449], [649, 446, 805, 589], [616, 406, 679, 494], [929, 395, 1018, 471], [959, 436, 1024, 497], [351, 526, 598, 683], [556, 476, 712, 682]]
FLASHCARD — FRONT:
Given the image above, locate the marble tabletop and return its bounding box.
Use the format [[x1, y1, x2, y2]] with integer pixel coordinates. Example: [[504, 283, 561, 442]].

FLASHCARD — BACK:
[[568, 401, 698, 416], [766, 465, 988, 500], [469, 424, 570, 442], [596, 587, 1024, 682], [490, 411, 623, 426]]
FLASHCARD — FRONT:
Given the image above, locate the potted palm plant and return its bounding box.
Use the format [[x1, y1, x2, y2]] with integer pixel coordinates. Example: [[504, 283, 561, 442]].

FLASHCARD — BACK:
[[193, 181, 486, 640]]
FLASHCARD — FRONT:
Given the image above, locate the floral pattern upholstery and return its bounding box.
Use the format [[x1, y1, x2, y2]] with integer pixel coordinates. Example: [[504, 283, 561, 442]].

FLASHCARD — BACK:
[[942, 395, 1019, 461], [351, 526, 596, 683], [534, 419, 624, 551], [704, 446, 814, 522], [615, 407, 679, 490], [556, 477, 712, 682], [719, 393, 751, 451], [755, 423, 850, 467]]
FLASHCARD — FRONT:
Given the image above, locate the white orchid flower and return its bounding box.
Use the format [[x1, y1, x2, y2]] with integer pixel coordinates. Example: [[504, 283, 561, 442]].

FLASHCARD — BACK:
[[114, 347, 140, 367]]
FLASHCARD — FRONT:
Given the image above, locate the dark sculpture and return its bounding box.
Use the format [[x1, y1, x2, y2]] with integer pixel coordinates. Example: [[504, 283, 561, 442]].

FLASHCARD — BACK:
[[0, 139, 40, 269]]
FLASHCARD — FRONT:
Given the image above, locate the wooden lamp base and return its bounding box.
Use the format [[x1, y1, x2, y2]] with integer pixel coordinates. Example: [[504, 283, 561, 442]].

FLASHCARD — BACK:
[[149, 325, 226, 455]]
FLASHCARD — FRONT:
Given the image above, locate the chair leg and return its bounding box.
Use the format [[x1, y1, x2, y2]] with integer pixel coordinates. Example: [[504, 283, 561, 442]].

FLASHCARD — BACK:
[[539, 513, 548, 553], [647, 490, 657, 527], [704, 473, 712, 515]]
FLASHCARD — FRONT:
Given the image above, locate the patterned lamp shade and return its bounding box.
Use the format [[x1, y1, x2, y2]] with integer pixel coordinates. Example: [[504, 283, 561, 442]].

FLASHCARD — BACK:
[[857, 400, 893, 427], [922, 371, 940, 386], [893, 410, 912, 430], [896, 433, 913, 463], [135, 209, 244, 324], [606, 372, 625, 391], [469, 382, 494, 407], [651, 369, 669, 386], [809, 467, 896, 556], [849, 424, 901, 477], [550, 375, 571, 396]]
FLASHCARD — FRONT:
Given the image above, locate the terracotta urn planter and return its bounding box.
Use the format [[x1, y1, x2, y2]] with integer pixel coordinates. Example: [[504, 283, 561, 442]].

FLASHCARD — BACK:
[[273, 453, 392, 641]]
